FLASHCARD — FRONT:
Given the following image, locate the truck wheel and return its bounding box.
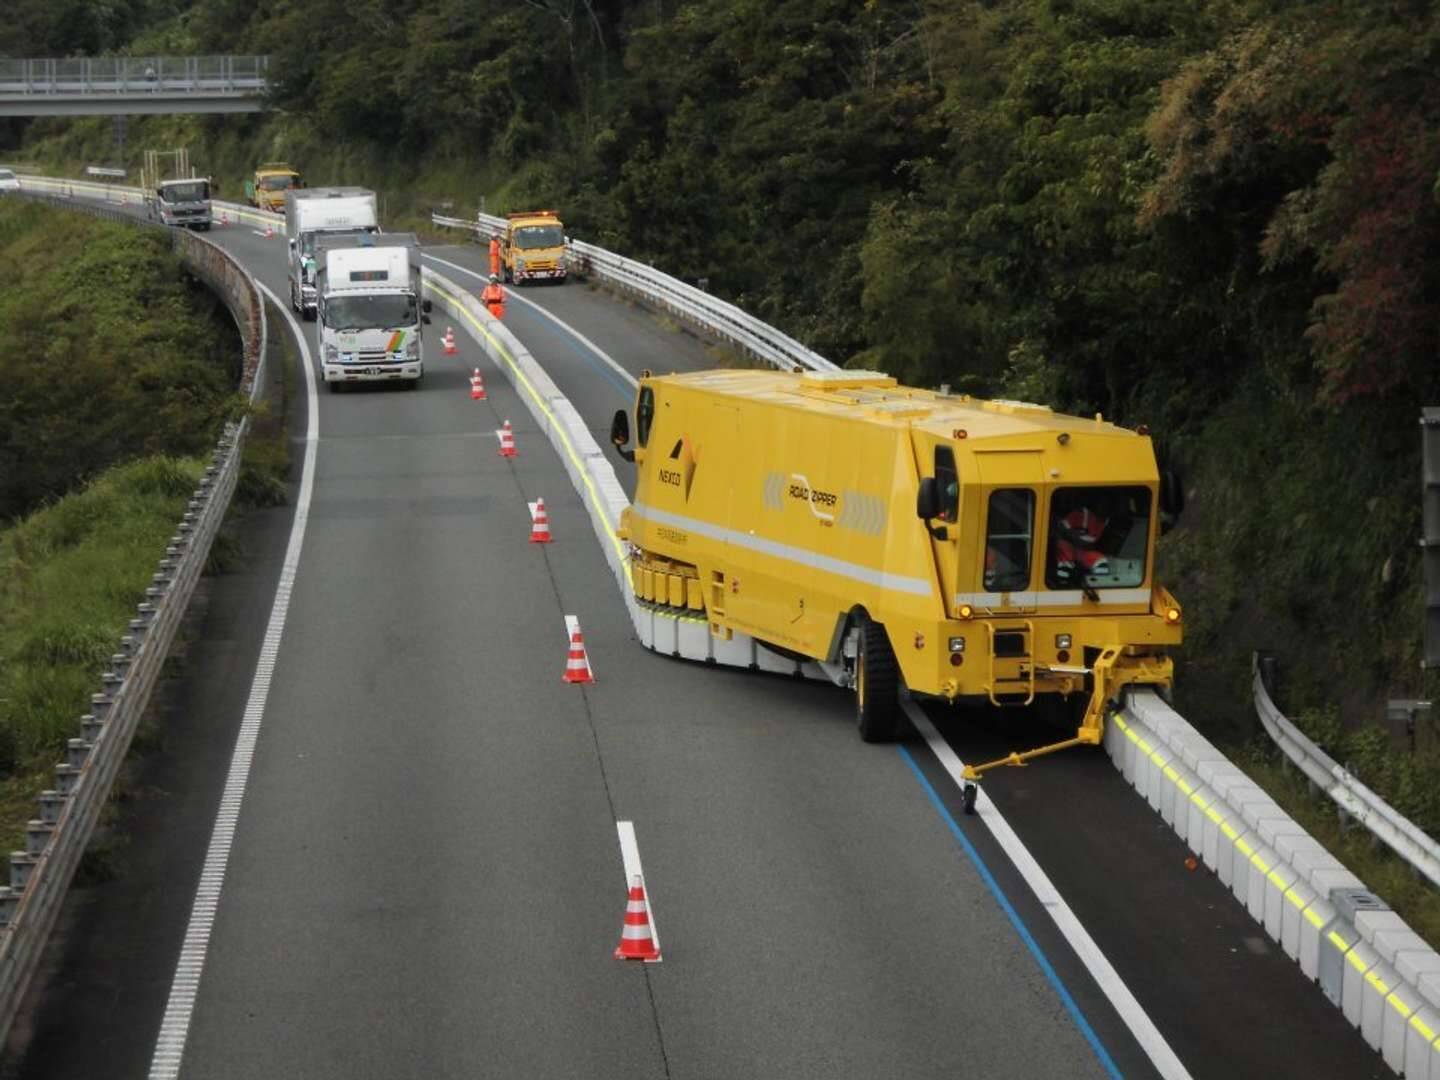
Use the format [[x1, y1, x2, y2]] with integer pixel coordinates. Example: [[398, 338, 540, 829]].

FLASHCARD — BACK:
[[856, 618, 901, 743]]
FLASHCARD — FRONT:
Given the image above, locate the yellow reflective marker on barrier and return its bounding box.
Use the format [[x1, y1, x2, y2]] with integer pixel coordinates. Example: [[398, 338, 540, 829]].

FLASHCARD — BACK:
[[1304, 905, 1328, 928], [1387, 991, 1413, 1020], [1345, 945, 1371, 971], [426, 277, 628, 567], [1411, 1014, 1436, 1041]]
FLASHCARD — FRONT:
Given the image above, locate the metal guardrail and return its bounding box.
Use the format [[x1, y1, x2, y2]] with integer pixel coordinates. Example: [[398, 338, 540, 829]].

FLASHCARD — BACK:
[[1252, 655, 1440, 891], [431, 212, 840, 375], [0, 56, 269, 95], [0, 189, 267, 1049]]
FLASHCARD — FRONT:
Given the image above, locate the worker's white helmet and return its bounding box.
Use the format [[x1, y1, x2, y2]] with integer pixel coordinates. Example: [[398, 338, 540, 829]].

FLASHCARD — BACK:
[[489, 273, 499, 283]]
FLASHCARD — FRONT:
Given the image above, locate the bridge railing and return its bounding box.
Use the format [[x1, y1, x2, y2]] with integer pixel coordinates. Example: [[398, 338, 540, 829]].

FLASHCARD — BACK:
[[0, 56, 269, 95]]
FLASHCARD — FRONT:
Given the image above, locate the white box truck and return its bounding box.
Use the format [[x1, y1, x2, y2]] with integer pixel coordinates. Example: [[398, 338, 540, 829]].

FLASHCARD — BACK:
[[285, 186, 379, 319], [316, 233, 431, 391]]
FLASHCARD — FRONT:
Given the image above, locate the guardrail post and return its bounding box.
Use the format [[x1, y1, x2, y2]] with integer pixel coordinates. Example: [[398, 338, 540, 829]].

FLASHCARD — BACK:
[[25, 820, 53, 857], [80, 714, 103, 745], [90, 691, 114, 725], [53, 764, 80, 797], [0, 889, 20, 929], [36, 791, 66, 826], [1423, 408, 1440, 667], [9, 853, 38, 892]]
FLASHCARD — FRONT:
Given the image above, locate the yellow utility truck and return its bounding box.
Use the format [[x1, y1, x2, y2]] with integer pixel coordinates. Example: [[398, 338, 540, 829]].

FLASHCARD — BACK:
[[500, 209, 568, 284], [245, 162, 302, 213], [610, 369, 1183, 787]]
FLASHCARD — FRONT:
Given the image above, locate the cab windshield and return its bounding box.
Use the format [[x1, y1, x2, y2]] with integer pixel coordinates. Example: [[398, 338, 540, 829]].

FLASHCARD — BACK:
[[161, 181, 208, 203], [515, 224, 563, 250], [1045, 486, 1151, 589], [324, 294, 416, 332], [260, 175, 295, 191]]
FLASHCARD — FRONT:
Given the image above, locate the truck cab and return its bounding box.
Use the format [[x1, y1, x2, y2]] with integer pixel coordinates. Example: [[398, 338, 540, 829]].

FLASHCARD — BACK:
[[150, 177, 212, 230], [316, 233, 431, 391], [246, 162, 301, 213], [501, 210, 568, 284]]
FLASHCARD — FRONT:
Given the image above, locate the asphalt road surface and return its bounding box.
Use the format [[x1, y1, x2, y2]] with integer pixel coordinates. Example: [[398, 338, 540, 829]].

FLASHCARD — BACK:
[[6, 196, 1386, 1080]]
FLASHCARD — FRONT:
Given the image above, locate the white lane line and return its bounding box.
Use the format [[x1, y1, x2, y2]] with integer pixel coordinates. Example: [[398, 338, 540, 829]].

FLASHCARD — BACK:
[[148, 282, 318, 1080], [616, 821, 660, 957], [422, 253, 638, 391], [903, 700, 1193, 1080]]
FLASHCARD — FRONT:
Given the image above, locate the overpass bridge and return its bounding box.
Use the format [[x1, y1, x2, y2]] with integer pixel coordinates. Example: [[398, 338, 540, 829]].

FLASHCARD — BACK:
[[0, 56, 269, 116]]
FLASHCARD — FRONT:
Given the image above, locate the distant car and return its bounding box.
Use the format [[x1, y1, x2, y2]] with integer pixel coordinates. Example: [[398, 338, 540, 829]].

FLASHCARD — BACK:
[[0, 169, 19, 194]]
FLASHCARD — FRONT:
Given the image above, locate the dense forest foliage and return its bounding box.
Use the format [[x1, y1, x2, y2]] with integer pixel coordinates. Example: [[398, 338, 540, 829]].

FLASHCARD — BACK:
[[4, 0, 1439, 742], [0, 201, 241, 521]]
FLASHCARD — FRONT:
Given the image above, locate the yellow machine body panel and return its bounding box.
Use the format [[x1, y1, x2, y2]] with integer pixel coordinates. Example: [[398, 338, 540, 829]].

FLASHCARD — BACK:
[[622, 370, 1181, 711]]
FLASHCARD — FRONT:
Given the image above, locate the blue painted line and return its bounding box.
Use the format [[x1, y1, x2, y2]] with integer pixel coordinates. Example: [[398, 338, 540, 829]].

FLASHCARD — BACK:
[[514, 307, 634, 400], [898, 746, 1125, 1080]]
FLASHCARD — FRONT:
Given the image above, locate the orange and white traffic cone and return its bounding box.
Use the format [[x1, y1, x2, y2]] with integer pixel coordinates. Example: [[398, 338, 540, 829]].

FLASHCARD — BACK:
[[469, 368, 486, 400], [443, 326, 458, 356], [614, 875, 660, 962], [218, 208, 227, 227], [497, 420, 517, 458], [263, 222, 274, 239], [563, 625, 595, 684], [529, 498, 552, 544]]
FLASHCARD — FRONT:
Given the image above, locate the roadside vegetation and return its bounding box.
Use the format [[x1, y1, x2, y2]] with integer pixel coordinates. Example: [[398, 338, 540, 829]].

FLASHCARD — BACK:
[[0, 199, 243, 849], [3, 2, 1439, 910], [0, 200, 242, 522]]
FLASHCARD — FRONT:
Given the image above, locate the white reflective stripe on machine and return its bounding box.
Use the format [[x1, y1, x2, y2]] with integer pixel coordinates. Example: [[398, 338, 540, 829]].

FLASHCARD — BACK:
[[954, 588, 1153, 609], [630, 502, 932, 597]]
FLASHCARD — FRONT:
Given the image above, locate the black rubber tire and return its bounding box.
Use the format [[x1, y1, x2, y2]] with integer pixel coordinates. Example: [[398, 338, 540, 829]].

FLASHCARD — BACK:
[[327, 380, 340, 394], [856, 618, 901, 743]]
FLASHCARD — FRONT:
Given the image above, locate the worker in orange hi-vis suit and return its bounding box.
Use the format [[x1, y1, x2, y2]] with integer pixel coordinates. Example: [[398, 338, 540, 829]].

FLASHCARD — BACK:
[[482, 274, 506, 320], [489, 234, 501, 278]]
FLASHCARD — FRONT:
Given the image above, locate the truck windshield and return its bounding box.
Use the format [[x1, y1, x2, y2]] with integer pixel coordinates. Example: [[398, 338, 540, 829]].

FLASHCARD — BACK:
[[161, 182, 208, 202], [302, 228, 371, 257], [325, 294, 416, 331], [515, 225, 563, 250], [260, 176, 295, 190], [1045, 485, 1151, 589]]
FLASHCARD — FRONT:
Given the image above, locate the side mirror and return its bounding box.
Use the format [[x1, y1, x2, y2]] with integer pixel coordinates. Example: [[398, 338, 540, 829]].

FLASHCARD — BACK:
[[916, 477, 940, 520], [288, 238, 296, 250], [421, 314, 431, 325], [421, 298, 433, 313], [610, 409, 635, 463], [916, 477, 948, 540]]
